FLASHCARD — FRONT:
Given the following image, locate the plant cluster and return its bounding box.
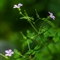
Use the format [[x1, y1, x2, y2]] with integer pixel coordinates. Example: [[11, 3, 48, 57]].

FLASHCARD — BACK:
[[0, 3, 60, 60]]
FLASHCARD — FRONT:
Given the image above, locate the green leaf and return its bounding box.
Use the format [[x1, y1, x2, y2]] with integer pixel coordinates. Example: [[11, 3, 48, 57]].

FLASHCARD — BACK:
[[48, 28, 56, 36], [27, 30, 35, 39], [14, 49, 21, 58], [44, 28, 56, 37], [48, 43, 57, 53], [57, 29, 60, 37], [44, 31, 50, 37], [33, 46, 52, 60], [35, 36, 41, 41], [22, 39, 32, 51], [20, 16, 34, 22], [16, 59, 21, 60], [20, 16, 30, 20], [53, 36, 59, 42], [34, 45, 40, 50], [26, 50, 33, 55]]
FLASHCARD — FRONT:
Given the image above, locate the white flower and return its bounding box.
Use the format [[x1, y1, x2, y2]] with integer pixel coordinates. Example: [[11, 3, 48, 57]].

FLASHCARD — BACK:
[[5, 49, 14, 57], [13, 3, 23, 8], [48, 12, 55, 20]]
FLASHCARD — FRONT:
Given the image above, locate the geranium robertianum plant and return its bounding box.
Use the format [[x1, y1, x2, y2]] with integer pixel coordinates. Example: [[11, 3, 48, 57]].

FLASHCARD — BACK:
[[0, 3, 60, 60]]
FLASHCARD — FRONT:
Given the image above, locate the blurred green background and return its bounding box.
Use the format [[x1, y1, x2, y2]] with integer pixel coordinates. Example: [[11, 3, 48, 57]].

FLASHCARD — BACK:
[[0, 0, 60, 51]]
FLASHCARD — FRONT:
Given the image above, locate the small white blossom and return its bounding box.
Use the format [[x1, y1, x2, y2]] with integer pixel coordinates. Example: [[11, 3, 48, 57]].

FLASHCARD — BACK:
[[48, 12, 55, 20], [13, 3, 23, 8], [5, 49, 14, 57]]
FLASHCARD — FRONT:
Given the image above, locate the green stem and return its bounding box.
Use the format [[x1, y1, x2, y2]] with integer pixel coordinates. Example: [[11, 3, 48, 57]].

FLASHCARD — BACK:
[[46, 20, 55, 28], [19, 11, 52, 53], [29, 22, 38, 33], [27, 40, 31, 50], [0, 53, 9, 59], [20, 32, 31, 50], [19, 9, 38, 33], [42, 18, 55, 28], [18, 8, 25, 16], [20, 12, 25, 16], [27, 20, 52, 55]]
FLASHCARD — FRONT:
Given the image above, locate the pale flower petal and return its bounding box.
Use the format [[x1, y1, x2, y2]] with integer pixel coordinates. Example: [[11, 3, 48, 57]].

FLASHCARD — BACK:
[[13, 3, 23, 8], [18, 3, 23, 7], [5, 49, 14, 57], [13, 5, 18, 8], [5, 50, 9, 53], [48, 11, 55, 20]]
